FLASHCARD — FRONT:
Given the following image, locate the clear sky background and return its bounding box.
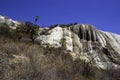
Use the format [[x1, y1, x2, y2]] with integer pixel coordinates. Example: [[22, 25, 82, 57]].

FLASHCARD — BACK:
[[0, 0, 120, 34]]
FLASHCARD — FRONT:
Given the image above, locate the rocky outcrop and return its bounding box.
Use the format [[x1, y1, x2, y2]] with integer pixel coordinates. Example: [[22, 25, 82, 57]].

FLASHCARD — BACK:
[[0, 15, 120, 80], [36, 24, 120, 69], [0, 15, 21, 29]]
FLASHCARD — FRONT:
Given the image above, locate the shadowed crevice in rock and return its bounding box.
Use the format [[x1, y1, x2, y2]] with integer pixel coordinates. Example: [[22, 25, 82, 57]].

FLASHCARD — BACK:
[[69, 24, 99, 42]]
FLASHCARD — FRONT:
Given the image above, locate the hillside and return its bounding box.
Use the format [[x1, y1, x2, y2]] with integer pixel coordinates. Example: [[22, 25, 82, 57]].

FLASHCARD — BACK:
[[0, 15, 120, 80]]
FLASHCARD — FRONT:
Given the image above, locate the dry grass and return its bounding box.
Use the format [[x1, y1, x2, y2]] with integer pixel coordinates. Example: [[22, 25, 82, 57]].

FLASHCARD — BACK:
[[0, 37, 45, 80], [0, 37, 120, 80]]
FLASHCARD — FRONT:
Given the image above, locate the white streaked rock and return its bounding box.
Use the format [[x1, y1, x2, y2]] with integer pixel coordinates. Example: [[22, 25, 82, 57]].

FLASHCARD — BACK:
[[0, 15, 21, 29], [36, 24, 120, 69]]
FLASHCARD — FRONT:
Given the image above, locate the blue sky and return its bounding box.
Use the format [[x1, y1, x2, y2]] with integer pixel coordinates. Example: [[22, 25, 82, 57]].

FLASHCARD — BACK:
[[0, 0, 120, 34]]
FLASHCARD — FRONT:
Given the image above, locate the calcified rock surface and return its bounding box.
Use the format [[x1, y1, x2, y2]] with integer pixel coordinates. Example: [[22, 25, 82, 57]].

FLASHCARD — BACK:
[[0, 15, 21, 29], [36, 24, 120, 69]]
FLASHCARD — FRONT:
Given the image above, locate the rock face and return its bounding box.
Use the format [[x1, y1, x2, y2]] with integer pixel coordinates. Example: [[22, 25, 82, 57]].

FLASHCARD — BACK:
[[0, 15, 120, 80], [0, 15, 119, 69], [36, 24, 120, 69], [0, 15, 21, 29]]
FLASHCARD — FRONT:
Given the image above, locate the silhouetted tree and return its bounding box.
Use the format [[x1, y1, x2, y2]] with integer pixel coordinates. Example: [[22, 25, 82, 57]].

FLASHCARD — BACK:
[[35, 16, 39, 24]]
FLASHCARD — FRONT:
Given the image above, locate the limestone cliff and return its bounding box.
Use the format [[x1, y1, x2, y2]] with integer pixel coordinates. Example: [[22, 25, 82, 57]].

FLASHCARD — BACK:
[[0, 16, 120, 80], [36, 24, 120, 69]]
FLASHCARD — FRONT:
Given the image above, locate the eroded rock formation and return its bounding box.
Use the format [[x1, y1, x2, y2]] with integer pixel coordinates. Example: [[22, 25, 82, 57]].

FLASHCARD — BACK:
[[36, 24, 120, 69]]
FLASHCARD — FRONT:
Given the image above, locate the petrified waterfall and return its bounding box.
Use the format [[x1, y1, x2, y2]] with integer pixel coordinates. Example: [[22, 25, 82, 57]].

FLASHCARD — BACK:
[[37, 24, 120, 69], [69, 24, 98, 41]]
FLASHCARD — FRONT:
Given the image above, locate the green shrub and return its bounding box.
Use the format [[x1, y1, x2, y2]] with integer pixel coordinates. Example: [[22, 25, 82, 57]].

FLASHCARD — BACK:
[[0, 23, 19, 41], [59, 24, 66, 28], [0, 23, 11, 34], [49, 24, 59, 30], [73, 22, 78, 25], [16, 21, 39, 43]]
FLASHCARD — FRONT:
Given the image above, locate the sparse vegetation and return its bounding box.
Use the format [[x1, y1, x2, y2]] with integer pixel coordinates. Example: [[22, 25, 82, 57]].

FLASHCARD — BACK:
[[0, 22, 39, 43], [0, 21, 120, 80], [49, 24, 59, 29], [49, 23, 78, 29], [16, 21, 39, 43], [0, 23, 19, 41]]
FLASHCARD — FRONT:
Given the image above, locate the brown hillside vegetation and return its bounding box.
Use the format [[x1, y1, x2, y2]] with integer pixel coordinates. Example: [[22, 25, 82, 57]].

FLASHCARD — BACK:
[[0, 37, 120, 80]]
